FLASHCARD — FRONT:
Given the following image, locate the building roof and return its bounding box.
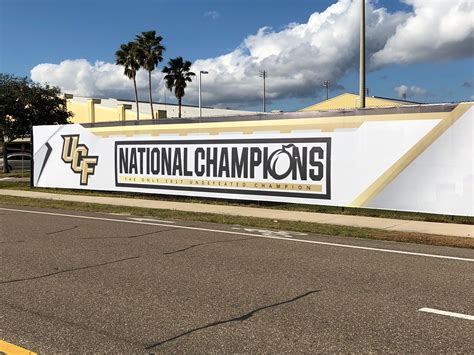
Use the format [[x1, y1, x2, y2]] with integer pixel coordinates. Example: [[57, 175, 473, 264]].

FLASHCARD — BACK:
[[300, 93, 421, 112]]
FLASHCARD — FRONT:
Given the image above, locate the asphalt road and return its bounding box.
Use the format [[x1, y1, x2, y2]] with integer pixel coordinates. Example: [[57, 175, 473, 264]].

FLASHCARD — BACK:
[[0, 204, 473, 353]]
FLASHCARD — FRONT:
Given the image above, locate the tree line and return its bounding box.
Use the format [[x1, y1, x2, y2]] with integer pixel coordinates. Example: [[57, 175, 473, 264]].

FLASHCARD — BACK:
[[115, 30, 195, 119], [0, 74, 72, 172]]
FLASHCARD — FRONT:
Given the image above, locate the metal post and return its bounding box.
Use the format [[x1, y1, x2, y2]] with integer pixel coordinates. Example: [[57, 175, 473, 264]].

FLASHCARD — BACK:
[[30, 125, 34, 188], [359, 0, 366, 108], [260, 70, 267, 112], [199, 70, 208, 117], [263, 72, 266, 112], [323, 81, 329, 100], [199, 73, 201, 117], [21, 145, 24, 178]]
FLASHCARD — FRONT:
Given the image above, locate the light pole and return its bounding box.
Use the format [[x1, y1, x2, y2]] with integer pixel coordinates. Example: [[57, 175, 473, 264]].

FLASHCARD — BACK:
[[259, 70, 267, 112], [323, 81, 329, 100], [359, 0, 366, 108], [199, 70, 208, 117]]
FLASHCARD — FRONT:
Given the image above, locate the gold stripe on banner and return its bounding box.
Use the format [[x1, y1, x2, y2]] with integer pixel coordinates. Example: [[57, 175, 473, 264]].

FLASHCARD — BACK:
[[118, 175, 323, 193], [350, 103, 471, 207], [88, 111, 448, 137]]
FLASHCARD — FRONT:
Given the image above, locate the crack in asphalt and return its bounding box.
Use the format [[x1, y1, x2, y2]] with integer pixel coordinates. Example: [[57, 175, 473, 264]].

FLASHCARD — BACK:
[[0, 256, 140, 284], [0, 240, 25, 244], [81, 228, 178, 240], [46, 225, 79, 235], [145, 289, 321, 349], [163, 237, 256, 255]]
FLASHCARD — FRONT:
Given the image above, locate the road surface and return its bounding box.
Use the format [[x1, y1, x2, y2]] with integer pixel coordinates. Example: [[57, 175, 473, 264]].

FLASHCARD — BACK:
[[1, 204, 473, 353]]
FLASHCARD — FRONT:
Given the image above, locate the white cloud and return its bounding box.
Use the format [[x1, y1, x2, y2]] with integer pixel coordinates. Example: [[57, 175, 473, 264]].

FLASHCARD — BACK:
[[30, 0, 474, 108], [184, 0, 406, 106], [31, 59, 163, 100], [204, 10, 220, 20], [372, 0, 474, 66], [394, 84, 428, 98]]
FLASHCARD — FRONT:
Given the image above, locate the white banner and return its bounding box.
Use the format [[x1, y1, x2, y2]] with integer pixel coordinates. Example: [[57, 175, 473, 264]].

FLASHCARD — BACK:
[[33, 103, 473, 216]]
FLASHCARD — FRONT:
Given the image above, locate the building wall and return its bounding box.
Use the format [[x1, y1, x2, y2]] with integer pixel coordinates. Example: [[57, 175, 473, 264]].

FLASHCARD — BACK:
[[67, 97, 256, 124], [67, 101, 90, 123], [34, 103, 474, 216]]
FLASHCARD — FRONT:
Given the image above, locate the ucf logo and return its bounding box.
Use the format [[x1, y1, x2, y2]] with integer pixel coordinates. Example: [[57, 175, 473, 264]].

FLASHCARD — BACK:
[[61, 135, 99, 185]]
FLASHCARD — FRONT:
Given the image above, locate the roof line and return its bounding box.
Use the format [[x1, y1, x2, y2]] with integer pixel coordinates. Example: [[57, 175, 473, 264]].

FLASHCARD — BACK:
[[372, 95, 421, 104], [82, 103, 459, 128]]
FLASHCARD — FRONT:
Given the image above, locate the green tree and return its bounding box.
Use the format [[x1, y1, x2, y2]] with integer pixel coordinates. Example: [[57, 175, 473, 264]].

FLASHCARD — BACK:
[[0, 73, 72, 173], [162, 57, 196, 118], [136, 31, 165, 119], [115, 42, 141, 120]]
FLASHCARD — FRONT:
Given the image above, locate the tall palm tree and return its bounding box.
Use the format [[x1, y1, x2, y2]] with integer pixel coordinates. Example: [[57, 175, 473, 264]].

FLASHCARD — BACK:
[[115, 42, 141, 120], [136, 31, 165, 119], [162, 57, 195, 118]]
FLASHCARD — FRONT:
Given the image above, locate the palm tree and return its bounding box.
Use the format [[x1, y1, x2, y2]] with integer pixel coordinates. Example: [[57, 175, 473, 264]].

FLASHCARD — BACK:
[[115, 42, 141, 120], [136, 31, 165, 119], [162, 57, 195, 118]]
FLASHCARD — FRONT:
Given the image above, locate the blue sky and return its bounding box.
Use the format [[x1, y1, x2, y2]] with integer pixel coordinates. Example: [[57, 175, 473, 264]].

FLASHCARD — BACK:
[[1, 0, 473, 112]]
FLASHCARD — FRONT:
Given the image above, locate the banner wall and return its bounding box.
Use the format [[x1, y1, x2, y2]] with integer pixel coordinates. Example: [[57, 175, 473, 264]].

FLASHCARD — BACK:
[[33, 103, 473, 216]]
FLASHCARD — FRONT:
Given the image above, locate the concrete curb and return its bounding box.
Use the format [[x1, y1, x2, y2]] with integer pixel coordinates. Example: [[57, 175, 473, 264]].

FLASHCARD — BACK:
[[0, 189, 472, 238]]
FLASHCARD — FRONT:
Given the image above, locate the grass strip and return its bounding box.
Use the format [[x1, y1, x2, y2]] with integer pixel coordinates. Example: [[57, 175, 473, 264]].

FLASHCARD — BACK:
[[1, 195, 472, 249], [0, 172, 30, 178], [1, 181, 473, 225]]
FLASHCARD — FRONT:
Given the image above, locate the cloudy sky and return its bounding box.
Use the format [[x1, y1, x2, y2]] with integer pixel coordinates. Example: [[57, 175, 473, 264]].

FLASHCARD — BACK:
[[1, 0, 473, 111]]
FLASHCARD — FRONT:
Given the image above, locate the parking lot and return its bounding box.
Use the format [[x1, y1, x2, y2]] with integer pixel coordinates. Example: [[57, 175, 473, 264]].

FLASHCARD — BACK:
[[1, 205, 473, 353]]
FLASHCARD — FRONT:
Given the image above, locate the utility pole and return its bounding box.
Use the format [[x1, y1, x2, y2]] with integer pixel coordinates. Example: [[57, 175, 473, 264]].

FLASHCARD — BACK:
[[259, 70, 267, 112], [323, 81, 329, 100], [359, 0, 366, 108]]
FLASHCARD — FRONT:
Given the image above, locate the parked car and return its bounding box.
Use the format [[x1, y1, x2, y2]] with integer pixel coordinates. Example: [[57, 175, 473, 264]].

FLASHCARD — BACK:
[[0, 152, 32, 171]]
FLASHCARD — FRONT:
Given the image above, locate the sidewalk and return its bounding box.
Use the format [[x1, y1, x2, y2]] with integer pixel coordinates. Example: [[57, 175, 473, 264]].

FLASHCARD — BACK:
[[0, 189, 472, 238]]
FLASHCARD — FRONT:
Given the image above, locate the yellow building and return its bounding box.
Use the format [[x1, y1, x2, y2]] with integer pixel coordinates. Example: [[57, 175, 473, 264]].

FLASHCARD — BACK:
[[300, 93, 418, 112], [65, 96, 256, 124], [65, 93, 421, 123]]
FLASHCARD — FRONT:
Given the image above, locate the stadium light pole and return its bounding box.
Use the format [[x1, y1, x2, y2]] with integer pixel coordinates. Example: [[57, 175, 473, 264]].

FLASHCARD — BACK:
[[359, 0, 366, 108], [323, 81, 329, 100], [259, 70, 267, 112], [199, 70, 208, 117]]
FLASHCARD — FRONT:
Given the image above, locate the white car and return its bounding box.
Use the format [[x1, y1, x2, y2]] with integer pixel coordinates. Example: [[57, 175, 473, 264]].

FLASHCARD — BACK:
[[0, 152, 31, 171]]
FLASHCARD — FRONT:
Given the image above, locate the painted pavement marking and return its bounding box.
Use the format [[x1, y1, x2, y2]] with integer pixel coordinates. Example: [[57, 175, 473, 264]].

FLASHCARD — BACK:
[[129, 217, 175, 224], [418, 308, 474, 321], [0, 340, 36, 355], [0, 207, 473, 262], [231, 226, 307, 238]]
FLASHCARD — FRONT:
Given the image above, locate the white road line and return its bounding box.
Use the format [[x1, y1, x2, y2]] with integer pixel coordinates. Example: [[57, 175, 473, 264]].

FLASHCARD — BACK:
[[231, 226, 308, 238], [129, 217, 175, 224], [418, 308, 474, 320], [1, 207, 473, 262]]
